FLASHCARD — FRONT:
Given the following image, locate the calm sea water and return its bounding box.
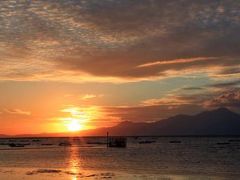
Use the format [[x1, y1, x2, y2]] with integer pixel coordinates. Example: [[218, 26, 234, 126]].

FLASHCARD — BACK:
[[0, 137, 240, 179]]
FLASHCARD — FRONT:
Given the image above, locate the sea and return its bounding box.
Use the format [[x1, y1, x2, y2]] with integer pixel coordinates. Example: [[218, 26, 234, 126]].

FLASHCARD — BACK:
[[0, 136, 240, 179]]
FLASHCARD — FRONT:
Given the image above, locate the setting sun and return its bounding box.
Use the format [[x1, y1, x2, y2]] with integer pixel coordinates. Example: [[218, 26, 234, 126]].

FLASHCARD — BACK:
[[66, 119, 82, 132], [55, 106, 102, 132]]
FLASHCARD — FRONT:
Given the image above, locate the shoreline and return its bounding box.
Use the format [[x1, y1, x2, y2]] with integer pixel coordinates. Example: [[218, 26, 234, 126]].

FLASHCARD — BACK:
[[0, 167, 239, 180]]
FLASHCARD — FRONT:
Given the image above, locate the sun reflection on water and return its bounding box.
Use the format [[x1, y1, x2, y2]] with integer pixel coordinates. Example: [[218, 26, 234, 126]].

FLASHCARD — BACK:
[[68, 145, 81, 180]]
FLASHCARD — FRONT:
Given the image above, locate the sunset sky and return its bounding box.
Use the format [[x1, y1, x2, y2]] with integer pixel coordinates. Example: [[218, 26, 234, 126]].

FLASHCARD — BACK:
[[0, 0, 240, 135]]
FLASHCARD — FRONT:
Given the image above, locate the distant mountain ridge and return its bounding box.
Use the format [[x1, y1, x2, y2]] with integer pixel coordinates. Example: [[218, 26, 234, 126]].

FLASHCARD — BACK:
[[1, 108, 240, 137], [81, 108, 240, 136]]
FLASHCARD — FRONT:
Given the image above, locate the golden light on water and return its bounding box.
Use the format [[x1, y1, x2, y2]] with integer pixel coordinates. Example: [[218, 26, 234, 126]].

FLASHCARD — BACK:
[[68, 144, 81, 180]]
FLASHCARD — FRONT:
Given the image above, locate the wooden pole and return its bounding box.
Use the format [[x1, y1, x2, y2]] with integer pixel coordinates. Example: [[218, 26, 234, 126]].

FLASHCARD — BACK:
[[107, 132, 109, 148]]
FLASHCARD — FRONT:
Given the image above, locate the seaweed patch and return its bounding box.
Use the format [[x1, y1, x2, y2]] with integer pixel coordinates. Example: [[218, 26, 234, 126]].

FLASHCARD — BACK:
[[26, 169, 62, 175]]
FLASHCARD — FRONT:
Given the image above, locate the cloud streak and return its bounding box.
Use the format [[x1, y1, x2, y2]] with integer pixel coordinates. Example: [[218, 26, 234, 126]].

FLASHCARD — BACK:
[[81, 94, 104, 100], [3, 108, 31, 116], [137, 57, 217, 68]]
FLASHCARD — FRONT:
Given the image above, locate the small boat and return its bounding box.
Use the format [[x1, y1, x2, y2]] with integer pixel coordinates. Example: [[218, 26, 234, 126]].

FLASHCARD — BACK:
[[20, 140, 29, 142], [169, 140, 181, 144], [8, 143, 25, 147], [216, 142, 230, 145], [107, 137, 127, 148], [87, 142, 107, 145], [138, 140, 156, 144], [41, 143, 53, 146], [0, 143, 8, 145], [32, 139, 41, 142], [229, 139, 240, 142], [59, 142, 72, 146], [9, 139, 17, 142]]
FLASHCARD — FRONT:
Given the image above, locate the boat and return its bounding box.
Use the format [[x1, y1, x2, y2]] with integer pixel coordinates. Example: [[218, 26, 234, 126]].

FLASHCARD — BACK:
[[229, 139, 240, 142], [216, 142, 230, 145], [138, 140, 156, 144], [41, 143, 53, 146], [59, 142, 72, 146], [86, 142, 107, 145], [169, 140, 181, 143], [32, 139, 41, 142], [107, 137, 127, 148], [8, 143, 25, 147]]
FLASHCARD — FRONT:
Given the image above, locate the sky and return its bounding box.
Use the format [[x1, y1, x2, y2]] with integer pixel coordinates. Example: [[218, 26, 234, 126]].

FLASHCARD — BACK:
[[0, 0, 240, 135]]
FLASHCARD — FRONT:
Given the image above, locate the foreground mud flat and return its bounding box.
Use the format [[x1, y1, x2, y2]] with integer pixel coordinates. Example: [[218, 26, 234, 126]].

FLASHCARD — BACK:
[[1, 167, 237, 180]]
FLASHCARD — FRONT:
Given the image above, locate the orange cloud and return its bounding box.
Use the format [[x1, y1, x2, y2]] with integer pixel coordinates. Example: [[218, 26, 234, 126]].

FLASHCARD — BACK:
[[3, 108, 31, 116], [141, 95, 194, 106], [81, 94, 104, 100], [137, 57, 217, 68]]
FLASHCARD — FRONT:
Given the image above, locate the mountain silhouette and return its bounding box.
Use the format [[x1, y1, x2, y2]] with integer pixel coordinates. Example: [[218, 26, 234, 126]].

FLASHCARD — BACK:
[[1, 108, 240, 137], [81, 108, 240, 136]]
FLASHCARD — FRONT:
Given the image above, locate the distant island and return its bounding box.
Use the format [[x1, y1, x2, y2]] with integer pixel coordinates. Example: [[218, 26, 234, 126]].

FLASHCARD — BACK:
[[81, 108, 240, 136], [2, 108, 240, 137]]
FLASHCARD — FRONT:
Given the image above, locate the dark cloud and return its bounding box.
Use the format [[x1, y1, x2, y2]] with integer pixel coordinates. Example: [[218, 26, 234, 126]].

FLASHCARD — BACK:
[[209, 80, 240, 88], [204, 88, 240, 109], [182, 87, 204, 91], [54, 0, 240, 78], [0, 0, 239, 80]]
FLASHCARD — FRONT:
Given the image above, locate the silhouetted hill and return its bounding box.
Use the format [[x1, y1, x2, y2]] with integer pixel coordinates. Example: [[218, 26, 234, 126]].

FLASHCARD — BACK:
[[0, 134, 7, 138], [3, 108, 240, 137], [81, 108, 240, 136]]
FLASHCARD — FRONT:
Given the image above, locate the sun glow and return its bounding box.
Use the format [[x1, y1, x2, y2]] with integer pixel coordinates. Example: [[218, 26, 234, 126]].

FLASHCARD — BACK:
[[57, 106, 101, 132], [67, 118, 82, 132]]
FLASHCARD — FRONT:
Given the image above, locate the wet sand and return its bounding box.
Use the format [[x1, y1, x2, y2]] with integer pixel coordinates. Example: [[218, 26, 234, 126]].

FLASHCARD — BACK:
[[1, 167, 237, 180]]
